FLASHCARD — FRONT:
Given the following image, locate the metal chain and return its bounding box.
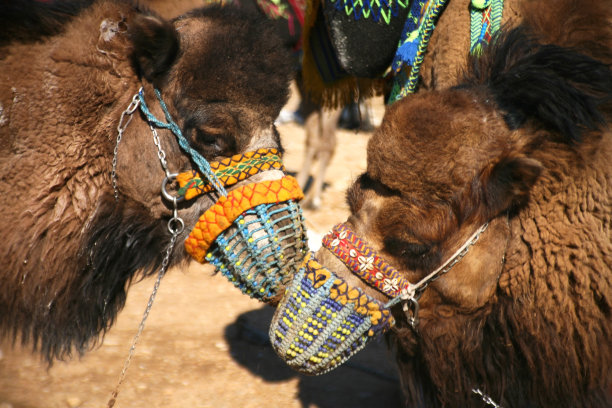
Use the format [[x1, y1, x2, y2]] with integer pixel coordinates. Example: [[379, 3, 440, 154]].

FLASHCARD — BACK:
[[107, 204, 183, 408], [472, 388, 503, 408], [112, 92, 141, 201], [150, 123, 170, 178], [107, 88, 185, 407]]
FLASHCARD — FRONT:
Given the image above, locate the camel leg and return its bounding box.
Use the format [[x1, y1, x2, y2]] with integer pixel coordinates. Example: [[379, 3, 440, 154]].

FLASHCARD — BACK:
[[302, 107, 341, 210], [296, 109, 319, 189]]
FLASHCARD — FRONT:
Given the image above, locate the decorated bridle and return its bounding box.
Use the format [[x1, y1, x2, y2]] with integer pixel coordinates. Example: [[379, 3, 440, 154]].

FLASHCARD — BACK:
[[322, 222, 489, 329], [108, 86, 307, 407]]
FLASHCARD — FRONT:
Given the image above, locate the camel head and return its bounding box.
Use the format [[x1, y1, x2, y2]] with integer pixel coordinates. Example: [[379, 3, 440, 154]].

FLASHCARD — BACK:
[[0, 1, 305, 362]]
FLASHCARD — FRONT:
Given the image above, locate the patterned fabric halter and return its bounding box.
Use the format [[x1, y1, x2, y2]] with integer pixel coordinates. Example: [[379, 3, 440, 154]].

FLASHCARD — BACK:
[[388, 0, 504, 102], [322, 222, 488, 327], [175, 148, 285, 200], [322, 223, 409, 298]]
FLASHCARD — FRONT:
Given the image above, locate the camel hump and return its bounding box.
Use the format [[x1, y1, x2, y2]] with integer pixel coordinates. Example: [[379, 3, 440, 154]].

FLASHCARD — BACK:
[[463, 25, 612, 144], [0, 0, 96, 47], [520, 0, 612, 65]]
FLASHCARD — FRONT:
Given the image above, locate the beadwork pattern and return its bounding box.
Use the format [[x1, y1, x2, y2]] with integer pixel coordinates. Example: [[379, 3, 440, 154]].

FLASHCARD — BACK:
[[185, 176, 304, 262], [322, 223, 410, 297], [328, 0, 409, 24], [176, 148, 284, 200], [469, 0, 504, 55], [270, 253, 395, 374]]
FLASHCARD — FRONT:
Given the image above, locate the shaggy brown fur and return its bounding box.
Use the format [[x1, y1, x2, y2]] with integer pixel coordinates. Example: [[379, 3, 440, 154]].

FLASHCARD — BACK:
[[0, 0, 292, 362], [313, 1, 612, 406]]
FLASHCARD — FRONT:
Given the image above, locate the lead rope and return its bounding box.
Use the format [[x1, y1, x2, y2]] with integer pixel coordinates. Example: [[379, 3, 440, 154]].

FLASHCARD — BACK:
[[473, 388, 503, 407], [107, 88, 186, 407]]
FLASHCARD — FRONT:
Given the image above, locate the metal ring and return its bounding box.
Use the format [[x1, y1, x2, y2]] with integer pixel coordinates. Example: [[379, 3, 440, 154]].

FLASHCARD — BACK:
[[167, 217, 185, 235], [161, 173, 185, 203]]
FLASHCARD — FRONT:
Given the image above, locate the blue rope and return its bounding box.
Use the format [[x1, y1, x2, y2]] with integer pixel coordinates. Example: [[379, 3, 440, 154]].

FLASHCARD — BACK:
[[137, 88, 227, 196]]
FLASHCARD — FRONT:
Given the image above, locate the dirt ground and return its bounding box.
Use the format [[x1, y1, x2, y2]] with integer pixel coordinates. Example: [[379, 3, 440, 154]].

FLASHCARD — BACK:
[[0, 92, 404, 408]]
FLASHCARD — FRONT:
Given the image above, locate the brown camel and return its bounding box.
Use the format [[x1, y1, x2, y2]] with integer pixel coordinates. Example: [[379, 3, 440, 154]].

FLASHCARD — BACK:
[[0, 0, 298, 362], [272, 0, 612, 406]]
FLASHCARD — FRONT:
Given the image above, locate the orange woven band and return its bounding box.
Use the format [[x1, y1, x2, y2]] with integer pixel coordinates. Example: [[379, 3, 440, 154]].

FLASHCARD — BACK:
[[185, 175, 304, 262], [176, 148, 284, 200]]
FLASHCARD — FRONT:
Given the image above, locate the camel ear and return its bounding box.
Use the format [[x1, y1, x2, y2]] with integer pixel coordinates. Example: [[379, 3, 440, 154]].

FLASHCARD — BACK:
[[480, 154, 543, 217], [129, 14, 179, 84]]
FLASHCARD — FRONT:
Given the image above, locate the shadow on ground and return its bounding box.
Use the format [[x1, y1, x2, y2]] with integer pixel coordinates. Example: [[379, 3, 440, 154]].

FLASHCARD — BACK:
[[224, 306, 403, 408]]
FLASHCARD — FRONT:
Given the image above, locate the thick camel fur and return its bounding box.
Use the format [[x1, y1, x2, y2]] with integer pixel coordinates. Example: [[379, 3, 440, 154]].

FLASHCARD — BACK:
[[311, 0, 612, 406], [0, 0, 293, 362], [147, 0, 348, 210]]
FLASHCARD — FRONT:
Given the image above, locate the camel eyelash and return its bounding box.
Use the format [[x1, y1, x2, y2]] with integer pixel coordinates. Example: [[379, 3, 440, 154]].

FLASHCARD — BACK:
[[384, 238, 430, 257]]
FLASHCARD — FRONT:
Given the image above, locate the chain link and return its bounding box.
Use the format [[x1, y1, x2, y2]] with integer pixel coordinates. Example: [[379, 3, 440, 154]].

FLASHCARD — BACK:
[[107, 225, 179, 408], [472, 388, 503, 408], [107, 88, 186, 407], [112, 92, 141, 201], [150, 124, 171, 178]]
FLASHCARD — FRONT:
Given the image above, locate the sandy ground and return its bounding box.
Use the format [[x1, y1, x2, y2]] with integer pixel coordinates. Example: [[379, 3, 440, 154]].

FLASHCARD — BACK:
[[0, 92, 403, 408]]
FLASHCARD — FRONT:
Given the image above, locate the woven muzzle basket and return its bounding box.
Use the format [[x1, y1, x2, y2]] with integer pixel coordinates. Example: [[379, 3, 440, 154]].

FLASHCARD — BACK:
[[204, 199, 308, 300], [180, 149, 309, 302], [269, 252, 395, 374]]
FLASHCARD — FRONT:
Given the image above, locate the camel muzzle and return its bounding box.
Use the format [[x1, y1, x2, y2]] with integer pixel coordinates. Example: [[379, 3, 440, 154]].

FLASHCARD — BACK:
[[178, 149, 310, 302]]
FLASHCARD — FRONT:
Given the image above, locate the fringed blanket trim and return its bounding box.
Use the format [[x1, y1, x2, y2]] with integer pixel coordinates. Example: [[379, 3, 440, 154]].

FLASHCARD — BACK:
[[387, 0, 448, 102], [388, 0, 503, 102], [302, 0, 503, 107], [301, 0, 385, 108], [185, 176, 304, 262], [176, 148, 284, 200]]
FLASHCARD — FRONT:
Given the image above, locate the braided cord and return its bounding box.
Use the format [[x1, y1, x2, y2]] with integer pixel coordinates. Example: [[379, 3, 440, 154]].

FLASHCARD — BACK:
[[388, 0, 449, 102], [469, 0, 504, 55], [137, 88, 227, 196], [389, 0, 503, 103]]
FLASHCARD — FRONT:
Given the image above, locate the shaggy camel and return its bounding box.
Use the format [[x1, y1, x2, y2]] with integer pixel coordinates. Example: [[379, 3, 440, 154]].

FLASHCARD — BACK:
[[0, 0, 300, 362], [271, 0, 612, 406]]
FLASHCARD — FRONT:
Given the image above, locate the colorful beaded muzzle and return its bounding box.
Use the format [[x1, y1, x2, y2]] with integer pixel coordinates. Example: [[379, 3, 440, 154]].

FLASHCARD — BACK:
[[269, 252, 395, 375], [178, 148, 309, 302], [270, 221, 488, 374]]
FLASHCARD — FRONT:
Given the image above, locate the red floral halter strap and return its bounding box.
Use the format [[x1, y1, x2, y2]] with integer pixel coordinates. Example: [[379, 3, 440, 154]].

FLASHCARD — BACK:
[[322, 222, 489, 328], [322, 223, 410, 298]]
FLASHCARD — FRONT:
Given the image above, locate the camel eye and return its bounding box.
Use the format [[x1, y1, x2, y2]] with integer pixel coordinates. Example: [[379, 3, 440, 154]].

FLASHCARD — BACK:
[[194, 128, 220, 148], [190, 127, 235, 157], [384, 238, 430, 258], [358, 173, 400, 197], [383, 236, 438, 271]]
